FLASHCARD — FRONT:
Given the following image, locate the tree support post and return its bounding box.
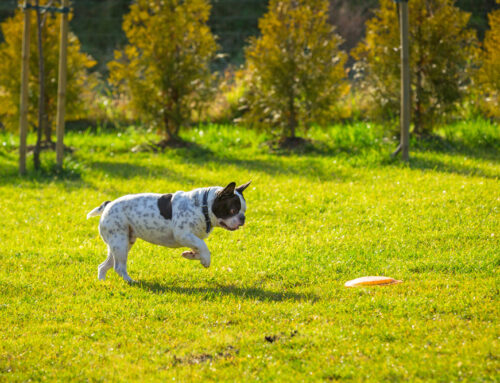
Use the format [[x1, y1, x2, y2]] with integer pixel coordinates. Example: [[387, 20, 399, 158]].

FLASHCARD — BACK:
[[392, 0, 410, 161], [19, 0, 31, 175], [55, 0, 69, 169]]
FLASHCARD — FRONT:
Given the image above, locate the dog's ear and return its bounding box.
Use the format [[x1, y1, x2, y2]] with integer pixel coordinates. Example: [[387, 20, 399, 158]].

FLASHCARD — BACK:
[[236, 181, 251, 195], [218, 182, 236, 197]]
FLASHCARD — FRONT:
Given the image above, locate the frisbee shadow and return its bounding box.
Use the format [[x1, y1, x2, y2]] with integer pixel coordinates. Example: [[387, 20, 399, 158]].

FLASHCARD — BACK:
[[135, 280, 317, 303]]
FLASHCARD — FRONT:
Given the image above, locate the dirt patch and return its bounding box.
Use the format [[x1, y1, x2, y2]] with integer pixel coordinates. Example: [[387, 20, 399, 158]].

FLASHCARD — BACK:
[[264, 335, 279, 343], [265, 330, 299, 343], [173, 345, 239, 365]]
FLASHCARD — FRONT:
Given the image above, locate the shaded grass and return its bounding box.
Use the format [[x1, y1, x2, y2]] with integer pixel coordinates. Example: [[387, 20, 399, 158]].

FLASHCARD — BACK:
[[0, 120, 498, 381]]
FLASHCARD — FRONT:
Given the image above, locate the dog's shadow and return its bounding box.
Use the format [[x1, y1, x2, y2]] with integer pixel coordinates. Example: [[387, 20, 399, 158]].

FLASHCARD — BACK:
[[135, 280, 316, 303]]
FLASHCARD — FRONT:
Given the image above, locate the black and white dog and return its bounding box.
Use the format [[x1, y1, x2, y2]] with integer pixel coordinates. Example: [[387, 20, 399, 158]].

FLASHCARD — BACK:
[[87, 182, 251, 282]]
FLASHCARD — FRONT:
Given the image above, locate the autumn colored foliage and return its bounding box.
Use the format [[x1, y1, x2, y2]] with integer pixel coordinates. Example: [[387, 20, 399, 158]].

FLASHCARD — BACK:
[[242, 0, 348, 139], [108, 0, 217, 140], [476, 1, 500, 119], [352, 0, 478, 134], [0, 8, 96, 137]]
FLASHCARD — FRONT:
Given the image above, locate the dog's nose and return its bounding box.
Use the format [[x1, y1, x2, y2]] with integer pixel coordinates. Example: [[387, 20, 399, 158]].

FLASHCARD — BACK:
[[239, 213, 245, 226]]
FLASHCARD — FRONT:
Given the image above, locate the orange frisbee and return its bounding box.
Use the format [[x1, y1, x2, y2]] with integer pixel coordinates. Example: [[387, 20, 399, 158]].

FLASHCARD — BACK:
[[345, 276, 402, 287]]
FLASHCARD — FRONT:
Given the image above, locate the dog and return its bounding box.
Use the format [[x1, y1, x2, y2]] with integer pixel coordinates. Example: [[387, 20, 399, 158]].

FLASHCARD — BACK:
[[87, 181, 251, 282]]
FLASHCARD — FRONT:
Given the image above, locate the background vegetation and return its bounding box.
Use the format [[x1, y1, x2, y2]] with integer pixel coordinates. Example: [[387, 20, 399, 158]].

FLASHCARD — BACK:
[[0, 0, 497, 70], [0, 0, 497, 140], [0, 8, 97, 140], [351, 0, 478, 134], [108, 0, 217, 142], [243, 0, 348, 140], [475, 1, 500, 119]]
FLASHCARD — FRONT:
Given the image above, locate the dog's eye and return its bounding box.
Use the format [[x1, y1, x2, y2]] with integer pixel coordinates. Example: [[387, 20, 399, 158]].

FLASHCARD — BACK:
[[230, 209, 237, 215]]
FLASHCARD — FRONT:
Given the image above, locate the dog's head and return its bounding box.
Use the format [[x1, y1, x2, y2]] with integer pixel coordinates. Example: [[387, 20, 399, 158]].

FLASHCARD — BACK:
[[212, 181, 251, 231]]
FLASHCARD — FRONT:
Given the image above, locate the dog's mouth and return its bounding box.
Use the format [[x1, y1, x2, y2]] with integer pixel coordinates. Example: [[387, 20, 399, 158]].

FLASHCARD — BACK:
[[219, 221, 239, 231]]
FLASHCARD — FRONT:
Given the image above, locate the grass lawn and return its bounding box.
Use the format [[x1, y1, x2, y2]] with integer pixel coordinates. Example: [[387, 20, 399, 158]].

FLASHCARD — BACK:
[[0, 121, 498, 381]]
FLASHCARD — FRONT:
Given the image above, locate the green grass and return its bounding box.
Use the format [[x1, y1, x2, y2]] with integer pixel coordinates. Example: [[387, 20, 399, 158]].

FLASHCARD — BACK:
[[0, 121, 499, 382]]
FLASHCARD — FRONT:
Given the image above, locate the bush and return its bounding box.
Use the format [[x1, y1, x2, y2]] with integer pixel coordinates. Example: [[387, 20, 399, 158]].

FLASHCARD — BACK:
[[351, 0, 478, 134], [108, 0, 217, 141], [204, 67, 249, 124], [242, 0, 348, 139], [475, 1, 500, 120], [0, 7, 97, 138]]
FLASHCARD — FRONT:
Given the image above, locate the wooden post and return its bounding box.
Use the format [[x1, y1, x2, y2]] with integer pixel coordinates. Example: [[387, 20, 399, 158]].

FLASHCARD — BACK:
[[19, 0, 31, 175], [391, 0, 410, 161], [399, 0, 410, 161], [55, 0, 69, 169], [34, 0, 44, 170]]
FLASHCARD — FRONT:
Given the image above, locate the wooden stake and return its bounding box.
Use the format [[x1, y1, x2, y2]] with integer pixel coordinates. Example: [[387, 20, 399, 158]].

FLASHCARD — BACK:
[[19, 0, 31, 175], [55, 0, 69, 169], [399, 0, 410, 161], [33, 0, 44, 170]]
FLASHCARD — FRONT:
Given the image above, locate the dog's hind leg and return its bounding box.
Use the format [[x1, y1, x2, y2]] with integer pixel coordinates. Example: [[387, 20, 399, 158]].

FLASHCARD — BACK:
[[111, 237, 135, 283], [99, 228, 135, 283], [98, 250, 114, 281]]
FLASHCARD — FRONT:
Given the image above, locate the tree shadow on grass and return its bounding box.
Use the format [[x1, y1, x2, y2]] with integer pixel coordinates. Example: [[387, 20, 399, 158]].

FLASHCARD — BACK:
[[413, 134, 500, 164], [90, 160, 201, 185], [136, 280, 317, 302], [380, 132, 500, 179], [0, 159, 89, 188], [0, 162, 18, 183], [172, 144, 351, 182], [408, 155, 499, 180]]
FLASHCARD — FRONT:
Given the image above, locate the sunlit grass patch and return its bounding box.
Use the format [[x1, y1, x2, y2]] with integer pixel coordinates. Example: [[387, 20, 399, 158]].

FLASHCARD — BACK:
[[0, 121, 498, 381]]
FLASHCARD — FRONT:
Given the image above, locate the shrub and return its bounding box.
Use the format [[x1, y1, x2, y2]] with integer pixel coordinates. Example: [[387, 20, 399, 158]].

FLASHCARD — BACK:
[[0, 7, 97, 138], [351, 0, 478, 134], [108, 0, 217, 141], [242, 0, 348, 139], [475, 1, 500, 120]]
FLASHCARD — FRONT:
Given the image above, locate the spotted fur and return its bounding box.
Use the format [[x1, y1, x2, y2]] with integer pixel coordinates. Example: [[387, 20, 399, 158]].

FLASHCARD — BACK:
[[87, 183, 250, 283]]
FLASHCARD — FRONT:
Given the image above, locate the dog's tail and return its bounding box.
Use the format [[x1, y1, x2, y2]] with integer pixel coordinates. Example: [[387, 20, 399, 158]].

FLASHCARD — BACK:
[[86, 201, 111, 219]]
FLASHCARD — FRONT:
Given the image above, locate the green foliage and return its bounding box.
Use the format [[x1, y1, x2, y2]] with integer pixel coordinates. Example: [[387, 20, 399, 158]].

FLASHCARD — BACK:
[[242, 0, 348, 138], [352, 0, 478, 134], [0, 121, 499, 381], [476, 1, 500, 119], [108, 0, 217, 139], [0, 7, 97, 134]]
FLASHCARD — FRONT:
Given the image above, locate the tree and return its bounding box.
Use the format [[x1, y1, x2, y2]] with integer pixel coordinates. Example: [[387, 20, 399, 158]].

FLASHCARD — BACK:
[[0, 6, 96, 140], [242, 0, 348, 141], [108, 0, 217, 143], [352, 0, 478, 134], [476, 1, 500, 119]]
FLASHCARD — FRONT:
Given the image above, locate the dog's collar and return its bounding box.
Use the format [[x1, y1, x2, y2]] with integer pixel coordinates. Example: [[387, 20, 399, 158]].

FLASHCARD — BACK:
[[202, 189, 211, 233]]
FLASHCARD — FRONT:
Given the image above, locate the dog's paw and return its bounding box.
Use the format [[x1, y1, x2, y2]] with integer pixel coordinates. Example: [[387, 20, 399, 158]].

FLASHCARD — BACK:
[[200, 256, 211, 268], [182, 250, 199, 260]]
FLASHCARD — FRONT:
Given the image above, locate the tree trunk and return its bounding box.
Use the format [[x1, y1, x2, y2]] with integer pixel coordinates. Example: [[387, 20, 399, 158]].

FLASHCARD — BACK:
[[413, 6, 424, 136], [163, 111, 173, 140], [287, 92, 297, 138], [172, 88, 181, 138], [43, 95, 51, 143]]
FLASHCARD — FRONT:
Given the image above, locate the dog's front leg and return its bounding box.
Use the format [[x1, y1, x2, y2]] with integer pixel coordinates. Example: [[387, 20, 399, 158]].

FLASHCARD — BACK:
[[176, 233, 211, 268]]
